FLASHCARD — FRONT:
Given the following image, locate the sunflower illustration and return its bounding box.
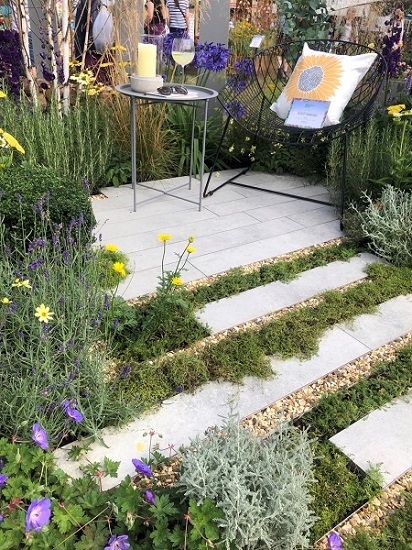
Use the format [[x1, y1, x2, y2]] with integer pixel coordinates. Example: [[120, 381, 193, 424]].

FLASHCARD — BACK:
[[285, 54, 343, 102]]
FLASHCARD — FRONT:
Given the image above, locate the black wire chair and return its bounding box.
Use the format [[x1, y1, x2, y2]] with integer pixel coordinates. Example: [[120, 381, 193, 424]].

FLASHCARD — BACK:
[[204, 40, 386, 219]]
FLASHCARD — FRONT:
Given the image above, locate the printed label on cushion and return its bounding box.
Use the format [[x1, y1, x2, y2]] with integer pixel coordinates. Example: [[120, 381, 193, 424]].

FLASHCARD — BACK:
[[271, 43, 377, 126]]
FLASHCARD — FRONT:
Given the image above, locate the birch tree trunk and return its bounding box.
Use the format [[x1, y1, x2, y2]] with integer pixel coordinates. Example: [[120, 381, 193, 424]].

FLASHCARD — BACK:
[[14, 0, 37, 100], [42, 0, 60, 101], [60, 0, 71, 113]]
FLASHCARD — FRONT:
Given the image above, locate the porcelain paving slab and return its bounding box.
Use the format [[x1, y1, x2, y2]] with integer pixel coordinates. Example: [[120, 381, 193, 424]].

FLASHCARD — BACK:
[[54, 297, 412, 489], [330, 393, 412, 486], [190, 220, 343, 278], [196, 254, 380, 334]]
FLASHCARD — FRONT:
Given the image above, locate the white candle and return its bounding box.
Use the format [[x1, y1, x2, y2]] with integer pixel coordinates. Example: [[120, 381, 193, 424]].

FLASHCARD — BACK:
[[137, 43, 157, 77]]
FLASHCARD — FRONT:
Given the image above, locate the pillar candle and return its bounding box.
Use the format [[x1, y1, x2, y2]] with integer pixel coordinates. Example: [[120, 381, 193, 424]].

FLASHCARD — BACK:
[[137, 43, 157, 77]]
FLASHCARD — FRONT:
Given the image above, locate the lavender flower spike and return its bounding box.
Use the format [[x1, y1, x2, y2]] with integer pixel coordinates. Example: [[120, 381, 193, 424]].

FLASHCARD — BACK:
[[32, 422, 49, 450], [25, 497, 51, 532], [104, 534, 130, 550], [327, 531, 343, 550], [132, 458, 152, 478]]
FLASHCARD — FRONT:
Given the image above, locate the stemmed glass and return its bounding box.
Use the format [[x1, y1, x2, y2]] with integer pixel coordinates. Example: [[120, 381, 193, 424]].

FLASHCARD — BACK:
[[171, 36, 195, 83]]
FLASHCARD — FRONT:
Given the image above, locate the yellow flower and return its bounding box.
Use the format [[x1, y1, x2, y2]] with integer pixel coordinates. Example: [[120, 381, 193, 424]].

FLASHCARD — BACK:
[[368, 43, 375, 49], [0, 91, 6, 98], [158, 233, 171, 242], [188, 236, 195, 243], [186, 245, 196, 254], [112, 261, 126, 274], [105, 244, 119, 252], [0, 129, 25, 154], [172, 276, 183, 286], [387, 104, 406, 115], [35, 303, 54, 323], [136, 442, 145, 452], [1, 297, 11, 304], [110, 44, 127, 51], [12, 278, 32, 289]]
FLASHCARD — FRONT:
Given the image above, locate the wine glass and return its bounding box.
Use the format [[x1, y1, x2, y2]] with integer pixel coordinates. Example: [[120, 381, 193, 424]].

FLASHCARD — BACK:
[[171, 36, 195, 83]]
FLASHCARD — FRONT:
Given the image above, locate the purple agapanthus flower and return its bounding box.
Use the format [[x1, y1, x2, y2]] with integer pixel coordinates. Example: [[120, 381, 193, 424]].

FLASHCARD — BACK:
[[224, 100, 246, 119], [104, 534, 130, 550], [327, 531, 343, 550], [194, 42, 230, 72], [32, 423, 49, 451], [145, 490, 155, 505], [132, 459, 152, 478], [62, 400, 83, 423], [233, 57, 254, 78], [0, 474, 8, 487], [25, 497, 51, 532]]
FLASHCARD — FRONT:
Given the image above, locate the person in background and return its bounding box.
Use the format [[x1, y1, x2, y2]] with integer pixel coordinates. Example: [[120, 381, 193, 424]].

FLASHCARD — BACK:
[[166, 0, 189, 35], [145, 0, 168, 35]]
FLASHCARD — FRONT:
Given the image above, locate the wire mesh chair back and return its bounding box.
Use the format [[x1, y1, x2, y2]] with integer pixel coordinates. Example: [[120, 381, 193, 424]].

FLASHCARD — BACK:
[[222, 39, 386, 145]]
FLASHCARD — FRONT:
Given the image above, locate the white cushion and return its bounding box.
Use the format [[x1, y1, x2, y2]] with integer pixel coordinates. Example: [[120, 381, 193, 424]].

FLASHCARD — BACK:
[[271, 43, 377, 126]]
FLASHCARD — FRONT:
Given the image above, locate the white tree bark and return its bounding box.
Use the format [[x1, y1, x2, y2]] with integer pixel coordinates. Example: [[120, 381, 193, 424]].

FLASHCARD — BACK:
[[60, 0, 71, 113]]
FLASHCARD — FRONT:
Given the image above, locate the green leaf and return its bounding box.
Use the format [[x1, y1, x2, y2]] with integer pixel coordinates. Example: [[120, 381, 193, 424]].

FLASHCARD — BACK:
[[188, 498, 223, 542], [75, 524, 109, 550], [52, 503, 86, 534], [103, 457, 120, 478]]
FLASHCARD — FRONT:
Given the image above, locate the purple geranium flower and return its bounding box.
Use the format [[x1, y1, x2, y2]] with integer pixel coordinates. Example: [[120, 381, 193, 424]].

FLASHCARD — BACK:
[[104, 534, 130, 550], [327, 531, 343, 550], [132, 458, 152, 478], [0, 515, 3, 522], [0, 474, 8, 487], [32, 423, 49, 451], [62, 400, 83, 423], [145, 490, 155, 506], [25, 497, 51, 532]]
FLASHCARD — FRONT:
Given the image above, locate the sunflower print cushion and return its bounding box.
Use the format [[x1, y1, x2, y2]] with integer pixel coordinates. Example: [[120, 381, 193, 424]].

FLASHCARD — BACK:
[[271, 43, 377, 126]]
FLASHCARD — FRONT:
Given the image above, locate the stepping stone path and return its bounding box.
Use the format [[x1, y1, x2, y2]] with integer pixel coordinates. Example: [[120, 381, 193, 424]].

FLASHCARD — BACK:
[[55, 253, 412, 493]]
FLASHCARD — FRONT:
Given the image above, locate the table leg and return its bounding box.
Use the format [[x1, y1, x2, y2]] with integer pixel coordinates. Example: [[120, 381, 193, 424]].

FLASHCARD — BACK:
[[198, 99, 209, 212], [131, 97, 137, 212], [188, 104, 196, 190]]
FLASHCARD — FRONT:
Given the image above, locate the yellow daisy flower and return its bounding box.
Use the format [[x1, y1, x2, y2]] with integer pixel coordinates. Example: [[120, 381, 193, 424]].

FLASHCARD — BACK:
[[12, 278, 32, 289], [0, 91, 6, 98], [112, 261, 126, 274], [1, 297, 11, 304], [0, 129, 25, 154], [285, 54, 343, 102], [105, 244, 119, 252], [387, 104, 406, 115], [136, 442, 145, 452], [172, 276, 183, 286], [186, 245, 196, 254], [158, 234, 171, 242], [35, 304, 54, 323]]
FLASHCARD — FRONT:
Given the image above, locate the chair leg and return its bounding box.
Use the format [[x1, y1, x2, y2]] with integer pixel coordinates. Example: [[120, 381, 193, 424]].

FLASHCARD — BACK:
[[340, 131, 349, 230], [203, 116, 232, 198]]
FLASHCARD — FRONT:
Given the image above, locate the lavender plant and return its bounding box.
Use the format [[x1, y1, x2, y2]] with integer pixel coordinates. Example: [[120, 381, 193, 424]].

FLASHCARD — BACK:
[[0, 204, 134, 445], [177, 410, 318, 550]]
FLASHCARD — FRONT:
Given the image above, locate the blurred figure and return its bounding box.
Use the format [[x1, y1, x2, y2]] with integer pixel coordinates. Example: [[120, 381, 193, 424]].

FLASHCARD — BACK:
[[145, 0, 169, 35], [166, 0, 189, 35]]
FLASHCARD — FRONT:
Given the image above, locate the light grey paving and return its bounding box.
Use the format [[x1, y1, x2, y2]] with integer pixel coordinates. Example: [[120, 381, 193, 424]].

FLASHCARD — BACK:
[[196, 254, 380, 334], [54, 295, 412, 489], [330, 393, 412, 486], [190, 220, 342, 278]]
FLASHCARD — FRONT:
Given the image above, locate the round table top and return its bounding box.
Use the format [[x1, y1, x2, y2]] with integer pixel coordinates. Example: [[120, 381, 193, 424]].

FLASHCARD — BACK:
[[115, 83, 219, 102]]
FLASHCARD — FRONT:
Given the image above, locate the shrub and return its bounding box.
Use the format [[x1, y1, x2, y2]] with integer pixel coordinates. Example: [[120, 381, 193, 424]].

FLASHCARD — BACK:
[[177, 411, 317, 550], [0, 163, 95, 247], [353, 185, 412, 266]]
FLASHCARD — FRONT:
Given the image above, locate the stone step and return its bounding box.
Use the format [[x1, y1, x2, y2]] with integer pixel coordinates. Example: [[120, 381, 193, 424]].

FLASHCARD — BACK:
[[54, 294, 412, 490], [196, 253, 380, 334], [330, 391, 412, 487]]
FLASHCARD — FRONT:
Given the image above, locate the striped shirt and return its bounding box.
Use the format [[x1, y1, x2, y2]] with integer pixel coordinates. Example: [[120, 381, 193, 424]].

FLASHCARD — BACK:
[[166, 0, 189, 30]]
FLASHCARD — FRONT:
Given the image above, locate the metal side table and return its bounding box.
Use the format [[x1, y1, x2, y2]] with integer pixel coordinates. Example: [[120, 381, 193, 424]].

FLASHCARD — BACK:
[[115, 84, 218, 212]]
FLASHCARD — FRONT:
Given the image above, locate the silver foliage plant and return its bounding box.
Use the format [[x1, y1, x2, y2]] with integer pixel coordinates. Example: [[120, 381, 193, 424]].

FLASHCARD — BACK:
[[355, 185, 412, 267], [176, 411, 317, 549]]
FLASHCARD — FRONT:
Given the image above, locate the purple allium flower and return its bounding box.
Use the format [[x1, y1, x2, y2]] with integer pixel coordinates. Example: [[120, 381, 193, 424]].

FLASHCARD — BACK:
[[25, 497, 51, 532], [32, 422, 49, 450], [132, 459, 152, 478], [327, 531, 343, 550], [120, 365, 131, 379], [62, 400, 83, 423], [0, 474, 8, 487], [104, 534, 130, 550], [145, 490, 155, 505]]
